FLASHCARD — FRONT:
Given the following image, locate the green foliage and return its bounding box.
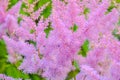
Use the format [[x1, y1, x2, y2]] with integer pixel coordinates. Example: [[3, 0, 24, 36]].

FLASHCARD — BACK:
[[112, 29, 120, 40], [0, 39, 46, 79], [0, 40, 7, 73], [78, 40, 90, 57], [65, 60, 80, 80], [83, 7, 90, 19], [30, 29, 36, 34], [41, 3, 52, 18], [19, 2, 30, 16], [0, 40, 7, 59], [105, 2, 115, 14], [34, 0, 52, 18], [83, 7, 90, 15], [118, 19, 120, 26], [72, 60, 80, 71], [34, 0, 51, 11], [17, 17, 22, 23], [0, 60, 6, 73], [107, 2, 115, 12], [71, 24, 78, 32], [0, 40, 30, 79], [29, 74, 46, 80], [28, 0, 34, 4], [8, 0, 19, 9], [44, 23, 53, 38], [65, 69, 80, 80], [5, 64, 30, 79], [116, 0, 120, 3], [25, 40, 37, 47], [19, 0, 52, 20]]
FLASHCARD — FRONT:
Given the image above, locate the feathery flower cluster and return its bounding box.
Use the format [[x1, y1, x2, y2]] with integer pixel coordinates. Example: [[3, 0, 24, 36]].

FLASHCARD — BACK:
[[0, 0, 120, 80], [0, 74, 21, 80]]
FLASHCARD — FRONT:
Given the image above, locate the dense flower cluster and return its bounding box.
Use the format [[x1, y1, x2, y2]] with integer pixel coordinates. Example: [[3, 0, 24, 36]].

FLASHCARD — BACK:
[[0, 0, 120, 80], [0, 74, 21, 80]]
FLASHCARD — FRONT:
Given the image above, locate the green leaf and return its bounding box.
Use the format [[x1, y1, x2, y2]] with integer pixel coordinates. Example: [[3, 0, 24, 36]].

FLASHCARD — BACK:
[[71, 24, 78, 32], [0, 40, 8, 73], [41, 3, 52, 18], [105, 2, 115, 14], [30, 29, 36, 34], [5, 65, 20, 78], [107, 5, 115, 12], [65, 69, 80, 80], [44, 23, 53, 38], [19, 2, 30, 16], [0, 40, 7, 60], [28, 0, 34, 4], [118, 19, 120, 26], [112, 29, 120, 40], [116, 0, 120, 3], [34, 0, 52, 18], [34, 0, 51, 11], [18, 17, 22, 23], [4, 64, 30, 79], [14, 60, 23, 67], [78, 40, 89, 57], [8, 0, 19, 9], [25, 40, 36, 46], [0, 62, 7, 73], [83, 7, 90, 19], [72, 60, 80, 70], [29, 74, 46, 80], [66, 60, 80, 80], [83, 7, 90, 15]]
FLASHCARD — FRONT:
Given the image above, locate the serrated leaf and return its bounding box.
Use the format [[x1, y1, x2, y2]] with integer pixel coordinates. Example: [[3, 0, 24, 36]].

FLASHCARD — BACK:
[[65, 69, 80, 80], [41, 3, 52, 18], [0, 40, 7, 60], [72, 60, 80, 70], [71, 24, 78, 32], [34, 0, 51, 11], [29, 74, 46, 80], [105, 2, 115, 14], [8, 0, 19, 9], [78, 40, 89, 57], [5, 64, 30, 79], [19, 2, 30, 16], [33, 0, 52, 18], [44, 23, 53, 38]]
